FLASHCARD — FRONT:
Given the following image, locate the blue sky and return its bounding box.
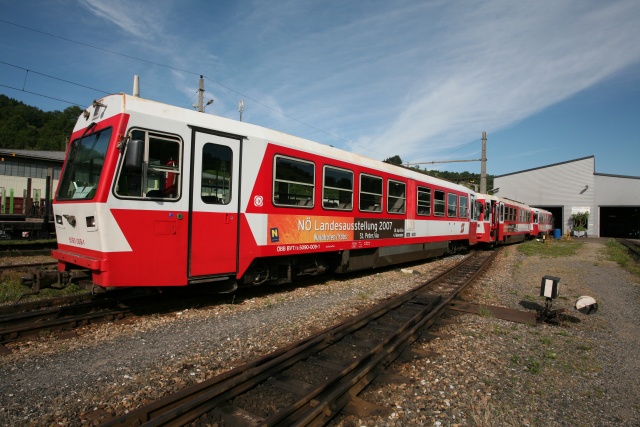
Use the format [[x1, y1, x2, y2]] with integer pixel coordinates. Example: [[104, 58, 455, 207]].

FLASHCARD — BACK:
[[1, 0, 639, 177]]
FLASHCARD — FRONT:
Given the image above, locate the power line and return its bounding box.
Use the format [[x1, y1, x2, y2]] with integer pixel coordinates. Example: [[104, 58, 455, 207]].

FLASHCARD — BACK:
[[0, 83, 83, 107], [0, 60, 111, 95], [0, 18, 381, 156], [0, 19, 197, 77], [410, 138, 480, 163]]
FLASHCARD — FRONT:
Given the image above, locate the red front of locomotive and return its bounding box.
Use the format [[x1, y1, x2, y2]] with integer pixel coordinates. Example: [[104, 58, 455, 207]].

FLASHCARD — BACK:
[[52, 96, 191, 288]]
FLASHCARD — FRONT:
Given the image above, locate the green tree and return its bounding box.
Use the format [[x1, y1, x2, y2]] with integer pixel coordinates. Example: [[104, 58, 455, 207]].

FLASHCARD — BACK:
[[0, 95, 81, 151], [383, 155, 403, 166]]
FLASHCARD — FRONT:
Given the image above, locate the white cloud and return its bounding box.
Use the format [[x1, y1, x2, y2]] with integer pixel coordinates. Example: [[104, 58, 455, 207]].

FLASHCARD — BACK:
[[80, 0, 169, 41], [359, 1, 640, 160]]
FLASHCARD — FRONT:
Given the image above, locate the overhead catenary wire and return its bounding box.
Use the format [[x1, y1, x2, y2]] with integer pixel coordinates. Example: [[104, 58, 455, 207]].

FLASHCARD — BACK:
[[0, 18, 460, 161], [0, 60, 111, 96], [0, 19, 391, 152], [0, 83, 82, 107]]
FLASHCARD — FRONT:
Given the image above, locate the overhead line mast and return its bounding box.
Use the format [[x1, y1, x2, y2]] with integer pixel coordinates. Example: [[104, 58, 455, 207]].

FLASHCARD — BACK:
[[403, 131, 488, 192]]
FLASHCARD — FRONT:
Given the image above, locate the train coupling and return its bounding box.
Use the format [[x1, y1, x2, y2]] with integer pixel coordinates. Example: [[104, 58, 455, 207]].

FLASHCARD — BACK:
[[21, 269, 92, 294]]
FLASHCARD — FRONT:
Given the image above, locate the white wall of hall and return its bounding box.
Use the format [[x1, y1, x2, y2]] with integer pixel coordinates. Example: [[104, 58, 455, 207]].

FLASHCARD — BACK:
[[494, 157, 598, 236]]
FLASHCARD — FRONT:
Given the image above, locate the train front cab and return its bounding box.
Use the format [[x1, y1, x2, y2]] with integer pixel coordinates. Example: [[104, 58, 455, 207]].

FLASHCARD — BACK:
[[52, 96, 243, 291]]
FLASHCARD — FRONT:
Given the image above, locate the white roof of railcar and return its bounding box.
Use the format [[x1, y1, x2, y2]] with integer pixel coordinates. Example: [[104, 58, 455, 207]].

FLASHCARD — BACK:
[[77, 93, 474, 194]]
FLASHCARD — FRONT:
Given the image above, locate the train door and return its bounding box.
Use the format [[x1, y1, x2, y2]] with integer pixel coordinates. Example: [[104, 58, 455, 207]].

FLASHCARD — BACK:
[[490, 200, 500, 242], [497, 201, 505, 241], [189, 130, 241, 278], [468, 193, 478, 245]]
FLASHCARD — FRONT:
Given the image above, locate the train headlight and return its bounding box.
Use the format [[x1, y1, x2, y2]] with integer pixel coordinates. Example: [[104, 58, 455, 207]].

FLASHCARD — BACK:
[[55, 215, 63, 225]]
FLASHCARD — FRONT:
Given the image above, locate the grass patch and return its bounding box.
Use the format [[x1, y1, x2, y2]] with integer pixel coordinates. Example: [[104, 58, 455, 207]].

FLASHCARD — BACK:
[[604, 239, 640, 277], [524, 358, 542, 374], [0, 274, 87, 304], [518, 239, 583, 257], [478, 305, 493, 318]]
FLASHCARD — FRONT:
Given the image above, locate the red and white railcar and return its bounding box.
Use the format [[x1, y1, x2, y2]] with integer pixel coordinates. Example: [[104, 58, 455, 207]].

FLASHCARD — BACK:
[[474, 193, 532, 245], [494, 197, 532, 244], [475, 193, 498, 245], [52, 94, 477, 291], [530, 207, 553, 238]]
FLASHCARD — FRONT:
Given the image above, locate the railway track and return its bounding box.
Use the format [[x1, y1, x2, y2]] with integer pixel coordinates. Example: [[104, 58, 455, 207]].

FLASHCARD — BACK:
[[0, 292, 136, 349], [618, 238, 640, 258], [99, 249, 499, 427], [0, 260, 57, 271], [0, 288, 224, 352]]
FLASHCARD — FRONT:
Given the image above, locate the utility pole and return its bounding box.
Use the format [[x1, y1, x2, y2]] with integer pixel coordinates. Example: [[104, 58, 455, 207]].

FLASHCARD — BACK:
[[197, 75, 204, 112], [239, 99, 245, 121], [480, 131, 487, 194], [194, 75, 213, 112], [403, 131, 488, 193]]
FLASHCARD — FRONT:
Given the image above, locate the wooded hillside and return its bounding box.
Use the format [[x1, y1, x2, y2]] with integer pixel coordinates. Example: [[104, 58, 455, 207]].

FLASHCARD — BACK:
[[0, 94, 82, 151]]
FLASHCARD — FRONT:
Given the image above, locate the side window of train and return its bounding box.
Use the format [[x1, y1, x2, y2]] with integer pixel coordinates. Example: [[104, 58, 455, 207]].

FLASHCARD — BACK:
[[273, 156, 314, 207], [116, 129, 181, 200], [447, 193, 457, 217], [323, 166, 353, 210], [434, 190, 445, 217], [417, 186, 431, 216], [459, 195, 468, 218], [387, 180, 406, 214], [472, 200, 481, 221], [201, 143, 233, 204], [359, 174, 382, 212]]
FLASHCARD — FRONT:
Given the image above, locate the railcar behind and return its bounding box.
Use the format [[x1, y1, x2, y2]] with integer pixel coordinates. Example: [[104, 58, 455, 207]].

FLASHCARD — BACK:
[[530, 207, 554, 238]]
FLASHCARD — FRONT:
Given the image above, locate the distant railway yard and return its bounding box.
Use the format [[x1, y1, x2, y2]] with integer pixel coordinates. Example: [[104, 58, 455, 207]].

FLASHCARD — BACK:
[[0, 238, 638, 426]]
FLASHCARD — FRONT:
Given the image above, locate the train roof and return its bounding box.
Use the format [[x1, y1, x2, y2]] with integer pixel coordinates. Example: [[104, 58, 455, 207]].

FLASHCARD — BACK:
[[78, 93, 475, 194]]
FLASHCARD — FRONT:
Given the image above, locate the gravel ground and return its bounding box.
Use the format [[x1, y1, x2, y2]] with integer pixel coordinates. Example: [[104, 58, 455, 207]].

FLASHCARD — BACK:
[[0, 240, 638, 426]]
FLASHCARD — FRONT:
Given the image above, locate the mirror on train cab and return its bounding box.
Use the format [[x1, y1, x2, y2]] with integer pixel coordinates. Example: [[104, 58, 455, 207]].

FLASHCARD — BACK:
[[125, 139, 144, 170]]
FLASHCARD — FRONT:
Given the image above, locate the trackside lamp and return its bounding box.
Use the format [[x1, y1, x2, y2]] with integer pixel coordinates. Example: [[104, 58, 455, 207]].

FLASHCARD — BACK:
[[538, 275, 598, 322], [539, 275, 561, 322], [540, 275, 560, 300]]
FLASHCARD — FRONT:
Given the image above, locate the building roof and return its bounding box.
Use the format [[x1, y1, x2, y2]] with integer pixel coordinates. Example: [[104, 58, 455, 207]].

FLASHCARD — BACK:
[[0, 149, 66, 162], [496, 155, 640, 180], [495, 156, 596, 178]]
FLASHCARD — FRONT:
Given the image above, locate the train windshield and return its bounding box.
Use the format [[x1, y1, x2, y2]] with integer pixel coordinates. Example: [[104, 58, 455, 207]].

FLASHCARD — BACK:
[[57, 127, 112, 200]]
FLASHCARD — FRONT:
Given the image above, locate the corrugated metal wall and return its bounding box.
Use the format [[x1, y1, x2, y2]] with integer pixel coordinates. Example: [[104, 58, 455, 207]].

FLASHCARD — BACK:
[[495, 157, 597, 236]]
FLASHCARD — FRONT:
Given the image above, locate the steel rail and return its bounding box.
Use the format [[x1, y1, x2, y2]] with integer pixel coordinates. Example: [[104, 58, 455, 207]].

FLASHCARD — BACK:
[[618, 238, 640, 257], [100, 249, 499, 427]]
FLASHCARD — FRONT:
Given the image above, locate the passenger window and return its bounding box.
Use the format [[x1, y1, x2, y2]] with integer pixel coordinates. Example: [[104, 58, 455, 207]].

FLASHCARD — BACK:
[[323, 166, 353, 210], [447, 193, 457, 217], [359, 174, 382, 212], [273, 156, 314, 207], [387, 180, 405, 214], [201, 143, 233, 204], [417, 186, 431, 216], [434, 190, 445, 217], [115, 129, 182, 200], [459, 196, 468, 218]]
